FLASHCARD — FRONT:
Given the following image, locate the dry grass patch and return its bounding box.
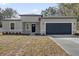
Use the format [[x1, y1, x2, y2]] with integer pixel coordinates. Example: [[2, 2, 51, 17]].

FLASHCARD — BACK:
[[0, 35, 69, 56]]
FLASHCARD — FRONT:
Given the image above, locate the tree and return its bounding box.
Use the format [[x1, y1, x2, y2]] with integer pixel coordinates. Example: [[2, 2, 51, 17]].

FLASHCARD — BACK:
[[0, 8, 18, 28], [2, 8, 18, 18], [58, 3, 79, 16], [0, 8, 3, 28], [41, 7, 56, 16], [0, 8, 3, 19]]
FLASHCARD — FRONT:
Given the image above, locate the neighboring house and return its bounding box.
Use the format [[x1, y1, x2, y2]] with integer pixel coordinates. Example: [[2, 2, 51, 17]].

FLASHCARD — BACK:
[[0, 14, 77, 35]]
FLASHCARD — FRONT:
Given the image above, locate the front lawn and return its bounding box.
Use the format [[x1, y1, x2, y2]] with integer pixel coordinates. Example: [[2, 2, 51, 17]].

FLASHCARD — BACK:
[[0, 35, 69, 56]]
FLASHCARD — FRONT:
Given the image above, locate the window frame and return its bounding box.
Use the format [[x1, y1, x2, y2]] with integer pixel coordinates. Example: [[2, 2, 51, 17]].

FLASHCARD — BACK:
[[0, 22, 2, 28], [10, 23, 15, 30]]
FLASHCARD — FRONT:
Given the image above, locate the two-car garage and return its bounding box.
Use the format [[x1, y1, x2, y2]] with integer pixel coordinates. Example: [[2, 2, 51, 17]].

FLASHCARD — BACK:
[[46, 23, 72, 35], [40, 16, 77, 35]]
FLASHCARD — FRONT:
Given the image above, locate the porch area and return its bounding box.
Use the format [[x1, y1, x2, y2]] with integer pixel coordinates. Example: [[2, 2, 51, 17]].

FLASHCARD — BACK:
[[22, 22, 40, 35]]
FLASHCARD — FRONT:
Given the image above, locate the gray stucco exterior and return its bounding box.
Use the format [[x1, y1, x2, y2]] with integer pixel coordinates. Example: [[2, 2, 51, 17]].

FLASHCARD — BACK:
[[1, 14, 77, 35], [40, 16, 77, 35]]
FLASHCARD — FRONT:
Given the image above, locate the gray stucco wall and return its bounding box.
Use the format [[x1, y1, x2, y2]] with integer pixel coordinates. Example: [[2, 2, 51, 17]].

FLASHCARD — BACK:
[[40, 18, 77, 34], [20, 15, 41, 34], [2, 15, 41, 34], [21, 16, 41, 22], [2, 20, 22, 33], [22, 22, 40, 34], [1, 16, 77, 35]]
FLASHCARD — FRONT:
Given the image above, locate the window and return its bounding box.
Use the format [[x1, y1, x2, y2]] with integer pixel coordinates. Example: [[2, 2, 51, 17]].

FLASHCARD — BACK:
[[27, 24, 29, 29], [0, 22, 2, 28], [10, 23, 14, 30]]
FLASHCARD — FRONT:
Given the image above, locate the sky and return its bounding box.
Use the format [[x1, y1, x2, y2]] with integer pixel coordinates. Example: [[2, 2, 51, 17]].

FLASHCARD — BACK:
[[0, 3, 57, 14]]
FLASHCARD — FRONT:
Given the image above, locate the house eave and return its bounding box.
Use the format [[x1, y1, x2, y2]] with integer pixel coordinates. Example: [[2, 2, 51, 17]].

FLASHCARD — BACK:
[[42, 16, 77, 19], [2, 18, 21, 21], [19, 14, 42, 16]]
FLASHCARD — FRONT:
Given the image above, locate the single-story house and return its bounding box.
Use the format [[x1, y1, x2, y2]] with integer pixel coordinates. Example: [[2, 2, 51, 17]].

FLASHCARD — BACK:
[[0, 14, 77, 35]]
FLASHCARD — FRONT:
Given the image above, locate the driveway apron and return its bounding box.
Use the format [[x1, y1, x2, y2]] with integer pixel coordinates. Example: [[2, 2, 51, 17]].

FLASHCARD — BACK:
[[49, 35, 79, 56]]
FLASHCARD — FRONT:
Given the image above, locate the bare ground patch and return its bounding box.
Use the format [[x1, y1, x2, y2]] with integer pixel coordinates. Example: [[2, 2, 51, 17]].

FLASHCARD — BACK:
[[0, 35, 69, 56]]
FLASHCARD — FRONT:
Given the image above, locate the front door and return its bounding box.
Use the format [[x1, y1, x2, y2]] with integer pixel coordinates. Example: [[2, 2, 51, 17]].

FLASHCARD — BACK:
[[32, 24, 36, 32]]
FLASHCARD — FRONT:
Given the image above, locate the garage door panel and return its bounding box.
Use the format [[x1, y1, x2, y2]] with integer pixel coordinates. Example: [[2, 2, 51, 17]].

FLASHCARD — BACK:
[[46, 23, 72, 35]]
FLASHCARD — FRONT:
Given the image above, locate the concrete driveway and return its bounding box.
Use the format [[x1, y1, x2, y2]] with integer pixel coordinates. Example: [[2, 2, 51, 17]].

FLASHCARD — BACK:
[[49, 35, 79, 56]]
